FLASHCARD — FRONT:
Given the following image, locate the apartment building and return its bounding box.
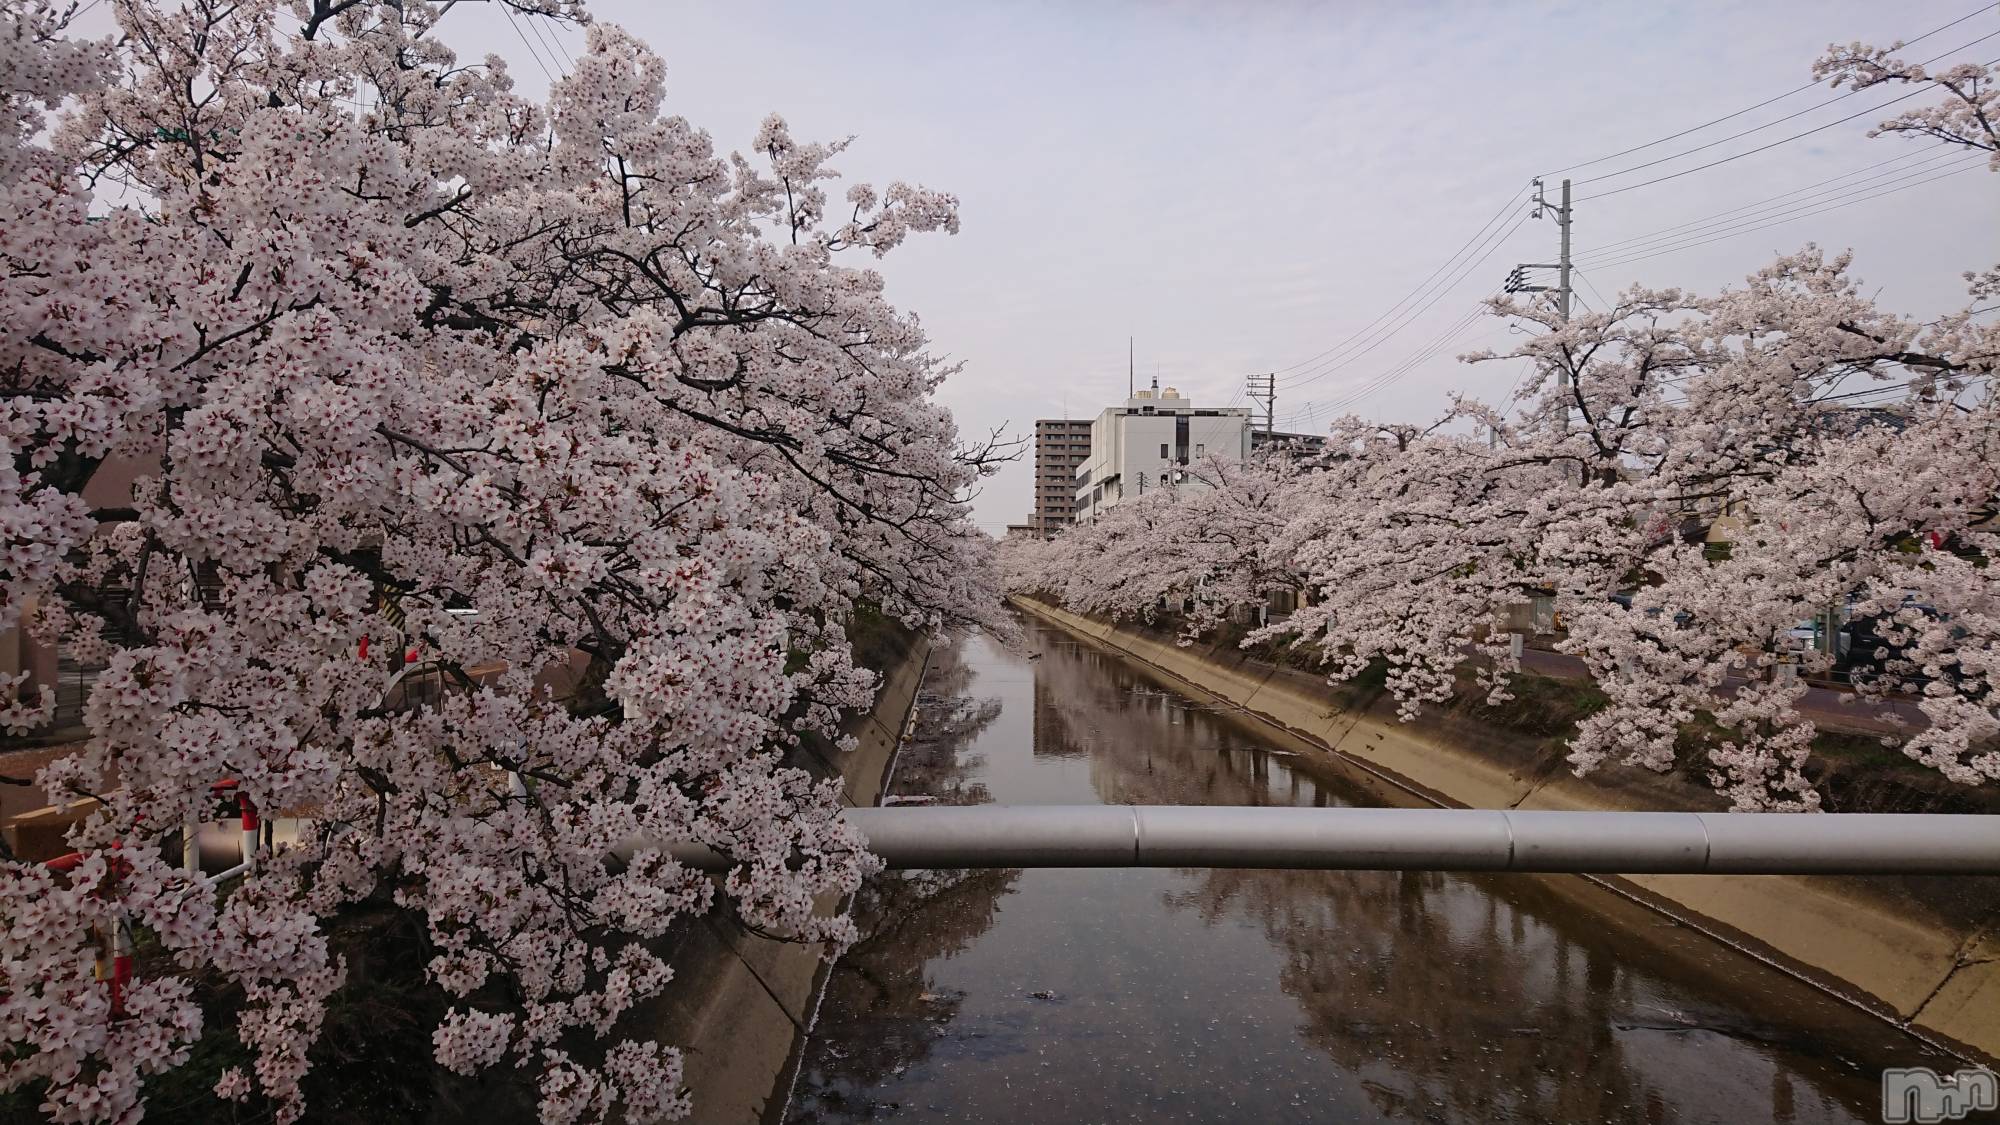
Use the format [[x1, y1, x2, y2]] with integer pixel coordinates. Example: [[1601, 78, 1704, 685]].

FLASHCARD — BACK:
[[1032, 418, 1094, 535]]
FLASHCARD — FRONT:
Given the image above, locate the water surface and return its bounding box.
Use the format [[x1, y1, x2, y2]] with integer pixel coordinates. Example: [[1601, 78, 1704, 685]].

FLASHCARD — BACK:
[[787, 619, 1964, 1123]]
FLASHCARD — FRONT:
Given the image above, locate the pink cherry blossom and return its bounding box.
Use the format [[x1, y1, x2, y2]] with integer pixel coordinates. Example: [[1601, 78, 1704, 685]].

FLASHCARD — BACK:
[[1004, 42, 1999, 813], [2, 1, 997, 1120]]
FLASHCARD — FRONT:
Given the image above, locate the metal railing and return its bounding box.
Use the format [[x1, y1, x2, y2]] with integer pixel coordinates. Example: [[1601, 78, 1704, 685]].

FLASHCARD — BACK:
[[632, 806, 2000, 876]]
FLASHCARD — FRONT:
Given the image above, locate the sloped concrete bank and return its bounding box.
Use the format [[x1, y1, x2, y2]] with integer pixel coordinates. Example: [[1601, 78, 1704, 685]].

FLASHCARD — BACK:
[[616, 629, 930, 1125], [1011, 595, 2000, 1064]]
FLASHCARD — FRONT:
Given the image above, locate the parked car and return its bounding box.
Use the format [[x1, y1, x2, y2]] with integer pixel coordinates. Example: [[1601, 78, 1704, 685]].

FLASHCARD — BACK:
[[1784, 621, 1819, 653], [1834, 604, 1981, 695]]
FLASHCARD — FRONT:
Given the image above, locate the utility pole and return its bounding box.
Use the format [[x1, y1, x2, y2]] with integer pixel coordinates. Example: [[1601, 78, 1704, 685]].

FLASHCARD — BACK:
[[1509, 178, 1573, 321], [1556, 177, 1572, 325], [1508, 177, 1574, 431], [1245, 372, 1275, 441]]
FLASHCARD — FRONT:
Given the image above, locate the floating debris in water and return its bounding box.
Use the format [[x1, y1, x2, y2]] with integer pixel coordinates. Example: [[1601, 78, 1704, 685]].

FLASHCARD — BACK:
[[1027, 989, 1061, 1002]]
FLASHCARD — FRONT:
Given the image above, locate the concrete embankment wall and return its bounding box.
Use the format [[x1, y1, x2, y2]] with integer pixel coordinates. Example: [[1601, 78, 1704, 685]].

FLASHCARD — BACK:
[[1011, 595, 2000, 1064], [623, 629, 930, 1125]]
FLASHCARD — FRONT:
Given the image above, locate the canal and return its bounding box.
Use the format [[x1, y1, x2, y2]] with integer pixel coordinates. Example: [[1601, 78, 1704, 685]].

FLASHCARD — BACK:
[[783, 617, 1965, 1123]]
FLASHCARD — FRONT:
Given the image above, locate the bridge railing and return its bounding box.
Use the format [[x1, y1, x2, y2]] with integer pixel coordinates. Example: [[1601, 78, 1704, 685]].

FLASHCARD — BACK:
[[620, 806, 2000, 875]]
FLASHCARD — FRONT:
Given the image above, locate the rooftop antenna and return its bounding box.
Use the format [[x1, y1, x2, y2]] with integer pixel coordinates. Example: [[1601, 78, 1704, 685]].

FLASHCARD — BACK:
[[1128, 336, 1134, 399]]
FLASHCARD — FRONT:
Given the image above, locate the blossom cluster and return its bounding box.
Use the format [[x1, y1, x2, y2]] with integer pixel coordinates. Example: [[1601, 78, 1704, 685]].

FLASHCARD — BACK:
[[1, 1, 999, 1121], [1004, 42, 1999, 812]]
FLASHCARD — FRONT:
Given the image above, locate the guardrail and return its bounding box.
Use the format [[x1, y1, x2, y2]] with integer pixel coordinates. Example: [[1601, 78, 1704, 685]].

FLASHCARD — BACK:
[[624, 806, 2000, 876]]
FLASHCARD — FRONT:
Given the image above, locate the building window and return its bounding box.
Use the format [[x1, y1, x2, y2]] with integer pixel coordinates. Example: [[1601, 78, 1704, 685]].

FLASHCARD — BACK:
[[1195, 443, 1205, 457], [1159, 443, 1169, 459]]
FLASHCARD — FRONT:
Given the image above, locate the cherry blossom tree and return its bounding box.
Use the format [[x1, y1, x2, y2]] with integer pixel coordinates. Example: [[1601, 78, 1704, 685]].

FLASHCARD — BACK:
[[1001, 453, 1308, 645], [1547, 40, 2000, 806], [1008, 43, 1998, 812], [1510, 250, 1998, 809], [1, 1, 1000, 1121], [1815, 37, 1998, 170]]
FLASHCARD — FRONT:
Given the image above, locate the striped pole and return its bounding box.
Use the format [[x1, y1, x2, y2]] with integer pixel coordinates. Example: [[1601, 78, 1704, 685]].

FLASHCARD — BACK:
[[104, 916, 132, 1019], [47, 849, 133, 1018], [238, 791, 259, 874]]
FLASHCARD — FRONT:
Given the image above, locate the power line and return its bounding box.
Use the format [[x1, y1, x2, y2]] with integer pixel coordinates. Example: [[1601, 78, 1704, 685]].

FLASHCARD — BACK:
[[1281, 299, 1499, 426], [524, 8, 578, 73], [1575, 147, 1956, 260], [1573, 28, 2000, 190], [1577, 151, 1985, 266], [1582, 158, 1985, 271], [1574, 53, 2000, 203], [1538, 2, 1998, 177], [502, 3, 563, 86], [1240, 5, 1997, 427], [1321, 305, 1490, 414], [1503, 357, 1538, 406], [1279, 210, 1526, 390], [1646, 348, 1992, 407], [1280, 210, 1528, 390], [1573, 267, 1612, 312], [1260, 182, 1531, 382], [1825, 372, 1991, 403], [1647, 371, 1986, 412]]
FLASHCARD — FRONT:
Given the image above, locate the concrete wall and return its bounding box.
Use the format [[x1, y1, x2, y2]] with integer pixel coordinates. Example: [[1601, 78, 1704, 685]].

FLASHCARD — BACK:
[[627, 629, 932, 1125], [1012, 595, 2000, 1065]]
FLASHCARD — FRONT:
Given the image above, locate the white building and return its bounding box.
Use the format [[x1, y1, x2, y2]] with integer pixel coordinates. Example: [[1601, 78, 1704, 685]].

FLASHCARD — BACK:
[[1073, 382, 1253, 523]]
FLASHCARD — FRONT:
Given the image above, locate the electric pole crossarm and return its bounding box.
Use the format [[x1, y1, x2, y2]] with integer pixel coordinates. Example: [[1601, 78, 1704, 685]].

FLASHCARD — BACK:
[[1246, 372, 1276, 440], [1512, 178, 1573, 317]]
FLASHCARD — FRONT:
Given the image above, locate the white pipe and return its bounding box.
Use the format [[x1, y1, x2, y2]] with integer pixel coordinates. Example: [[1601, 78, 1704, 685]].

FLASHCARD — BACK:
[[619, 806, 2000, 876], [202, 860, 251, 885]]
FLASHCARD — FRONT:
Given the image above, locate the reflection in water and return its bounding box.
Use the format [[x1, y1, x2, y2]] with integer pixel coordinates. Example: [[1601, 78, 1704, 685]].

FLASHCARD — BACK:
[[790, 641, 1019, 1121], [784, 621, 1963, 1123]]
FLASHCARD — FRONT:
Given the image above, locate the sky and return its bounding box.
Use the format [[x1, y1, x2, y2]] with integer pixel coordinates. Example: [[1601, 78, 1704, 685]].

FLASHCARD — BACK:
[[75, 0, 2000, 534]]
